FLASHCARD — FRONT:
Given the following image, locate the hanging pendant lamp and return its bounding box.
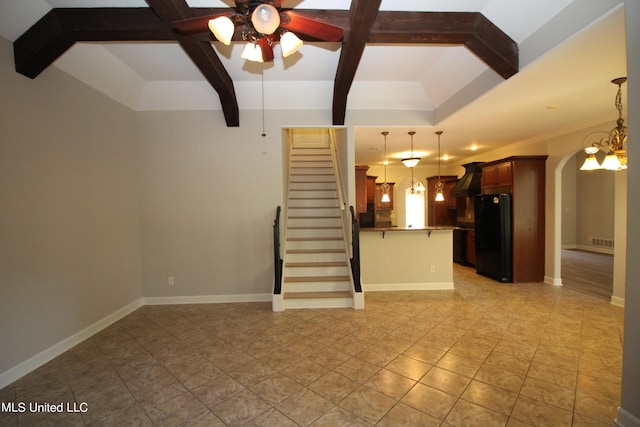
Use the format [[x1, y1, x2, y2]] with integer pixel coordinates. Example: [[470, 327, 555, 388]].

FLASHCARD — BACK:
[[434, 131, 445, 202], [402, 131, 420, 168], [380, 131, 391, 203]]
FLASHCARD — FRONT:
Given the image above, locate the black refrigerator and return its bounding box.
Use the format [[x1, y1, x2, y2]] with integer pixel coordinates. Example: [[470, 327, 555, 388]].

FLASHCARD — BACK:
[[474, 194, 513, 283]]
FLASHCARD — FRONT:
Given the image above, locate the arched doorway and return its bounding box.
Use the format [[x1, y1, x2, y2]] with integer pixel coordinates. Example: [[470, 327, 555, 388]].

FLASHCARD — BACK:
[[560, 150, 614, 300]]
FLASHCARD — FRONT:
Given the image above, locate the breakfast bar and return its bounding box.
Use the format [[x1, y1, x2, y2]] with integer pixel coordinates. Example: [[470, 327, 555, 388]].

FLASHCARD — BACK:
[[359, 227, 455, 292]]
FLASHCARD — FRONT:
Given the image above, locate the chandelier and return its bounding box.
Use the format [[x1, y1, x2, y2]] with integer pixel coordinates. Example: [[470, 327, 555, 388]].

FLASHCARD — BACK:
[[208, 3, 303, 62], [580, 77, 628, 171]]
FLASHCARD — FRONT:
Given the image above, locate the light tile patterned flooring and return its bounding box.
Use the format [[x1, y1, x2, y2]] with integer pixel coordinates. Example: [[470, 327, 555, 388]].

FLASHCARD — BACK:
[[0, 264, 624, 426]]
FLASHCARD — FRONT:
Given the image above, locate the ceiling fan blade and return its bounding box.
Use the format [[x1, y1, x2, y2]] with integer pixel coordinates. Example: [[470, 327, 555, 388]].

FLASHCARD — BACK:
[[259, 37, 275, 62], [280, 11, 344, 42], [173, 13, 231, 35]]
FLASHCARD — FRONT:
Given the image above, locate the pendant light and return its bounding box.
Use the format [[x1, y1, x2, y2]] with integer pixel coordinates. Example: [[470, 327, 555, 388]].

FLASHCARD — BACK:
[[434, 131, 445, 202], [380, 131, 391, 203], [402, 131, 420, 168]]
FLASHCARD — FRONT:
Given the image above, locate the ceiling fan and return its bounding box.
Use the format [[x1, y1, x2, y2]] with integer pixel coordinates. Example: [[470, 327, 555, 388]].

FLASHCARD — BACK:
[[172, 0, 344, 62]]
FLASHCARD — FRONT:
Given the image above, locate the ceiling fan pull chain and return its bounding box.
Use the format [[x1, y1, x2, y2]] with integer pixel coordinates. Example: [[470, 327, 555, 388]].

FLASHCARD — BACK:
[[261, 63, 266, 137]]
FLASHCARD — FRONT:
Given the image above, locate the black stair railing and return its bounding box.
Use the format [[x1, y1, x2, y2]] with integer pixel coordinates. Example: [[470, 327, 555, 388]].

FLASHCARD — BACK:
[[273, 206, 283, 294], [350, 206, 362, 292]]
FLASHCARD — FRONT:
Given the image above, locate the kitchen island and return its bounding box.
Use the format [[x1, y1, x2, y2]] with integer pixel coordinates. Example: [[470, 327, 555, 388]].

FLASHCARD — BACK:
[[359, 227, 454, 291]]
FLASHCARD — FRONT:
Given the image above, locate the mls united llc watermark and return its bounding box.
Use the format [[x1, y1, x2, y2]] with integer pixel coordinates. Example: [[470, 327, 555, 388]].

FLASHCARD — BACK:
[[2, 401, 88, 413]]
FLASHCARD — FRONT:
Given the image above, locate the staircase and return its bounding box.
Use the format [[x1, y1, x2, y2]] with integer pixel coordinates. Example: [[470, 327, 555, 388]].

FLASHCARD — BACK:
[[275, 142, 360, 310]]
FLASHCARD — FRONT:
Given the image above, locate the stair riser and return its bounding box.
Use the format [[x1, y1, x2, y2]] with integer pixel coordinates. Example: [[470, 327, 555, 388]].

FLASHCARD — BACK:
[[285, 266, 350, 278], [286, 282, 352, 293], [285, 252, 347, 263], [290, 175, 335, 183], [291, 161, 333, 169], [288, 199, 339, 208], [289, 184, 336, 193], [287, 217, 341, 228], [288, 208, 341, 218], [287, 229, 343, 239], [290, 155, 331, 162], [286, 240, 344, 250], [290, 168, 335, 176], [291, 148, 331, 155], [289, 190, 338, 199]]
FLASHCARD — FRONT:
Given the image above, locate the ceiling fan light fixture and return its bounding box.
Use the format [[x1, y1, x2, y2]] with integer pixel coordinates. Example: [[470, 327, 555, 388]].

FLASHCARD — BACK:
[[241, 42, 263, 62], [251, 4, 280, 35], [280, 31, 303, 57], [208, 16, 234, 45]]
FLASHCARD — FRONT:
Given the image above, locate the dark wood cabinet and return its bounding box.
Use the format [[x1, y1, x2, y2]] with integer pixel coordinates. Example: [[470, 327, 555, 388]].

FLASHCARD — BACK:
[[426, 175, 458, 226], [355, 166, 369, 214], [481, 161, 513, 194], [466, 230, 476, 266], [480, 156, 547, 283]]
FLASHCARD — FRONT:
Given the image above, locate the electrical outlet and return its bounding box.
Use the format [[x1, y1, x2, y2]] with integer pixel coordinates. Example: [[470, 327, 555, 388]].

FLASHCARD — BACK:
[[168, 276, 175, 286], [430, 265, 436, 273]]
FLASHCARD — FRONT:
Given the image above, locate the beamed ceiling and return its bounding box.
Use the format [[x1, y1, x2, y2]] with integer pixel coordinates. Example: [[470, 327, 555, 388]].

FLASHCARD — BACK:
[[14, 2, 518, 127], [1, 1, 628, 167]]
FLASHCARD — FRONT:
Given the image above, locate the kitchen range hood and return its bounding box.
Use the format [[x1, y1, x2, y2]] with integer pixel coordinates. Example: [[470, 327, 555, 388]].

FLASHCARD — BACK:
[[451, 162, 484, 197]]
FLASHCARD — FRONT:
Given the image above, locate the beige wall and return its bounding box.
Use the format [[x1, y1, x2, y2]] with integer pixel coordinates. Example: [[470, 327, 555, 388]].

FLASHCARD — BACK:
[[0, 38, 143, 377]]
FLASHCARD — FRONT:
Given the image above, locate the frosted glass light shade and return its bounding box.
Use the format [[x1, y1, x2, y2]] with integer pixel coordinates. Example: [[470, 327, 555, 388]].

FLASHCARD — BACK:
[[280, 31, 303, 57], [435, 191, 445, 202], [601, 151, 622, 170], [208, 16, 234, 45], [381, 192, 390, 203], [579, 154, 601, 170], [251, 4, 280, 35], [401, 157, 420, 168], [241, 43, 263, 62]]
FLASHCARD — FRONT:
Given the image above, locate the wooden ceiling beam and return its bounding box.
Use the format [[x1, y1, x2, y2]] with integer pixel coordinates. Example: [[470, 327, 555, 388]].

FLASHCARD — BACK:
[[332, 0, 382, 126], [14, 8, 174, 79], [368, 12, 518, 79]]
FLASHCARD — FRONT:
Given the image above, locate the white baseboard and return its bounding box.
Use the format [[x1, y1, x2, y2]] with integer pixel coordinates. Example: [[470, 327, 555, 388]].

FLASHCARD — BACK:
[[576, 244, 614, 255], [0, 298, 143, 390], [544, 276, 563, 286], [0, 293, 276, 389], [611, 295, 625, 308], [363, 282, 454, 292], [142, 293, 272, 305], [616, 407, 640, 427]]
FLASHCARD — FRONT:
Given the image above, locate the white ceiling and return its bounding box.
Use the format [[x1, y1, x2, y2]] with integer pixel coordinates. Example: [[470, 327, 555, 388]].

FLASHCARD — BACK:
[[0, 0, 628, 168]]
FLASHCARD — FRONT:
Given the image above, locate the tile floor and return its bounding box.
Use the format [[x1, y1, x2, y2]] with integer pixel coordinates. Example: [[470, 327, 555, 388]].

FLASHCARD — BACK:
[[0, 264, 624, 426]]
